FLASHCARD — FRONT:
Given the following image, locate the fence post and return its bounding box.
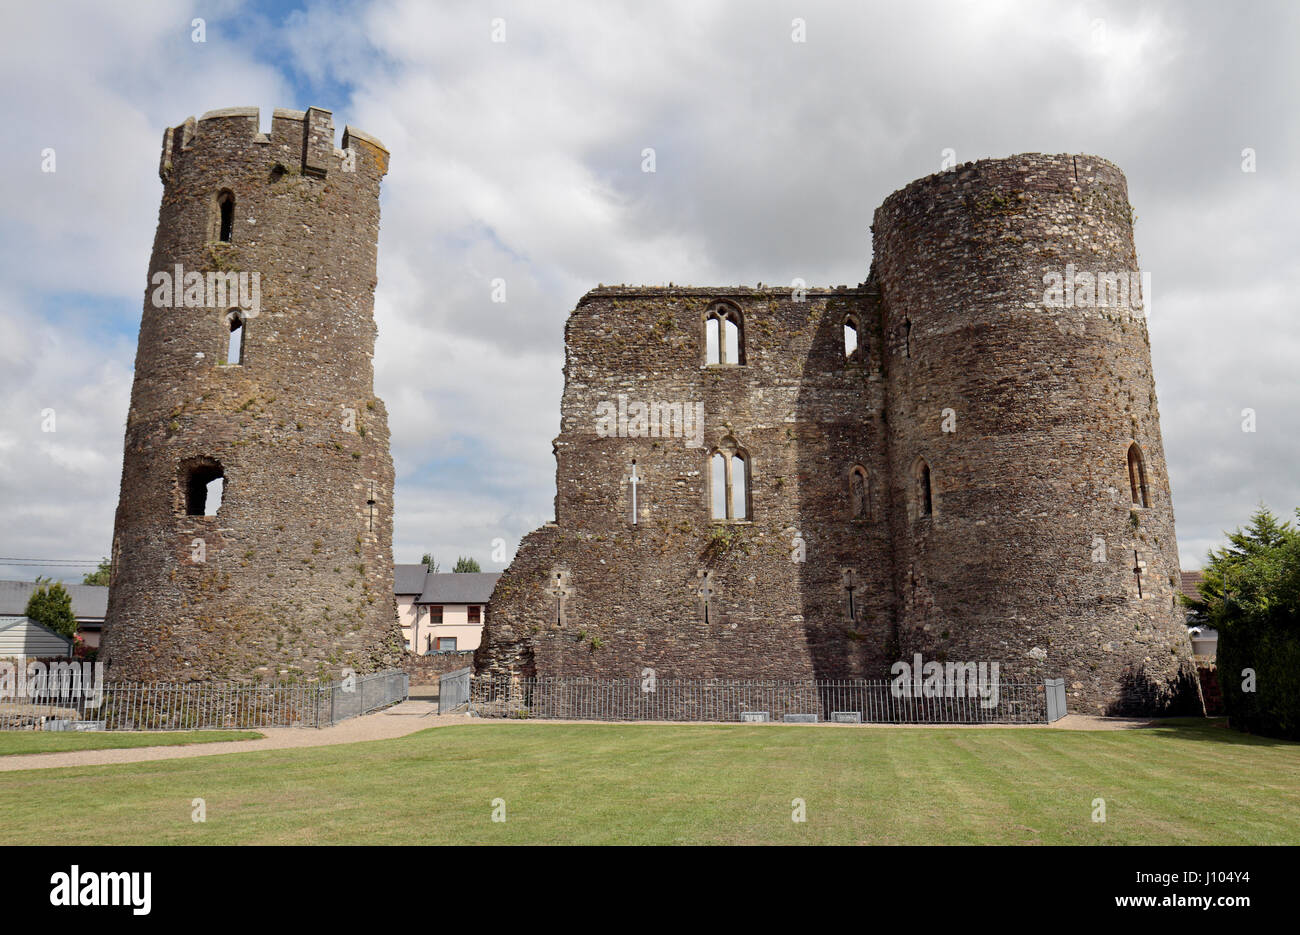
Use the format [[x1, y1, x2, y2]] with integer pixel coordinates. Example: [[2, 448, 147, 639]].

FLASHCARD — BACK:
[[1043, 678, 1066, 723]]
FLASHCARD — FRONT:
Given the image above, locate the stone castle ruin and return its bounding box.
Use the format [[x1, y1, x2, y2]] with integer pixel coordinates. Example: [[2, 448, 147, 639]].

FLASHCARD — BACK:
[[101, 106, 405, 681], [476, 154, 1198, 715], [100, 112, 1194, 714]]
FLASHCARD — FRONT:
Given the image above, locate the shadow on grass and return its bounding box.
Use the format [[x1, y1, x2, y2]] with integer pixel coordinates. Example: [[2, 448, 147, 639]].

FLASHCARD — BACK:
[[1142, 716, 1300, 748]]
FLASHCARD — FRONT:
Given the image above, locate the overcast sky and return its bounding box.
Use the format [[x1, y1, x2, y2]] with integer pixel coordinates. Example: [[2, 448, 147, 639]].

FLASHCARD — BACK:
[[1, 0, 1296, 583]]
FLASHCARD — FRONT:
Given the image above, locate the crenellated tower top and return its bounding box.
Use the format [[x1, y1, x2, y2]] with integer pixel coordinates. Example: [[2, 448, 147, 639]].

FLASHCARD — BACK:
[[159, 105, 390, 182]]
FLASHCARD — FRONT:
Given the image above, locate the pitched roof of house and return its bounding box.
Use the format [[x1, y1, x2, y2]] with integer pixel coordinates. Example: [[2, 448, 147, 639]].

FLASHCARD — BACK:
[[0, 615, 75, 650], [0, 580, 108, 622], [1179, 571, 1204, 601], [417, 572, 501, 604], [394, 563, 430, 595]]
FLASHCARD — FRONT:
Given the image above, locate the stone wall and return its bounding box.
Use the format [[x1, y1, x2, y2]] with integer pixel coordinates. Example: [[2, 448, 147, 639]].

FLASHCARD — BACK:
[[478, 287, 893, 681], [872, 154, 1192, 714], [101, 107, 405, 682], [478, 153, 1197, 715], [402, 652, 475, 686]]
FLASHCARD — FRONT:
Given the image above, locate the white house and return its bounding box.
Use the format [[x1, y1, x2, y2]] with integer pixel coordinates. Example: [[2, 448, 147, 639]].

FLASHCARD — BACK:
[[394, 565, 499, 654], [394, 564, 429, 652]]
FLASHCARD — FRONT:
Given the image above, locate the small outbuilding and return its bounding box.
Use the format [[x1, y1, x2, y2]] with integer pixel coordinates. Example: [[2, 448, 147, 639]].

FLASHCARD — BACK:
[[0, 616, 74, 657]]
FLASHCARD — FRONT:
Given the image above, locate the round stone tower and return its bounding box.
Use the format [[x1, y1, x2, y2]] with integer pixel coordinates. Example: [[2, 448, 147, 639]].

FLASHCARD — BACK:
[[101, 106, 405, 682], [872, 153, 1195, 714]]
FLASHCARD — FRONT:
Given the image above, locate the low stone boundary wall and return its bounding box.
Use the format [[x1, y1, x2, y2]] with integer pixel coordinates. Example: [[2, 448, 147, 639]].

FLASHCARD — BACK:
[[402, 652, 475, 687]]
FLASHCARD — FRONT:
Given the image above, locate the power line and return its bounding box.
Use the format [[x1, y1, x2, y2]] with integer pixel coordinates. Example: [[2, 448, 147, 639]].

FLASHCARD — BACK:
[[0, 558, 104, 567]]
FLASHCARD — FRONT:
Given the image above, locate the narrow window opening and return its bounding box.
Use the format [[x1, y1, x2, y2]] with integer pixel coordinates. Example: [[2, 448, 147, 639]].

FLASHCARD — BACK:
[[184, 461, 225, 517], [1132, 550, 1146, 598], [627, 459, 640, 524], [226, 310, 244, 365], [546, 570, 570, 627], [844, 319, 859, 358], [710, 438, 750, 521], [904, 318, 912, 358], [703, 303, 745, 365], [849, 465, 869, 519], [730, 454, 748, 520], [1127, 444, 1149, 507], [705, 317, 720, 364], [217, 191, 235, 243], [914, 458, 932, 518], [723, 317, 740, 363], [697, 570, 716, 625], [711, 452, 727, 520], [842, 569, 859, 622]]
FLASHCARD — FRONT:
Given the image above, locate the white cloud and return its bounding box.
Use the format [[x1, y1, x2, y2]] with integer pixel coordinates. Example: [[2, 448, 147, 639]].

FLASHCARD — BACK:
[[1, 0, 1298, 580]]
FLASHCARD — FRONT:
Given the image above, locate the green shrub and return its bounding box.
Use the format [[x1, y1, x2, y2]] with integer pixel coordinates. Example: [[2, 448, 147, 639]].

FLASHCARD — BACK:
[[1189, 506, 1300, 740], [24, 578, 77, 639]]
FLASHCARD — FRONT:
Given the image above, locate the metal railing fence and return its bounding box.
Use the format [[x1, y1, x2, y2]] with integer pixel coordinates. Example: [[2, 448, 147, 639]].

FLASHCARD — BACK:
[[439, 667, 472, 714], [319, 670, 410, 726], [469, 676, 1048, 724], [0, 669, 409, 732]]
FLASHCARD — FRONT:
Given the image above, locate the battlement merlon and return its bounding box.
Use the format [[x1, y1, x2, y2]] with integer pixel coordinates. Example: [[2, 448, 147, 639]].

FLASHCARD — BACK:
[[159, 105, 390, 181]]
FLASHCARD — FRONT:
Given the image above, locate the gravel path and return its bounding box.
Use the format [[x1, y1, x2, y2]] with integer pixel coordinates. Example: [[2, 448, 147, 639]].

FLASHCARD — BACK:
[[0, 700, 468, 772]]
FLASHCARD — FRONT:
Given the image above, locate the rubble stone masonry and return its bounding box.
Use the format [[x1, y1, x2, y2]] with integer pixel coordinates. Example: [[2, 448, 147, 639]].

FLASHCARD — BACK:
[[101, 106, 404, 682], [477, 154, 1197, 715]]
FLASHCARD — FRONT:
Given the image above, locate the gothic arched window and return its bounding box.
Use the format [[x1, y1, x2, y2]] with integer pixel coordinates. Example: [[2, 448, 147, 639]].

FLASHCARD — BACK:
[[704, 302, 745, 366], [710, 437, 750, 521]]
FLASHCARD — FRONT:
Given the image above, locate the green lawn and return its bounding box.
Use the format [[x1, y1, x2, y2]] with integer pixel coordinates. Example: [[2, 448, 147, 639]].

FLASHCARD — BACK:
[[0, 720, 1295, 844], [0, 730, 262, 757]]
